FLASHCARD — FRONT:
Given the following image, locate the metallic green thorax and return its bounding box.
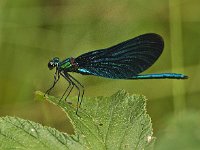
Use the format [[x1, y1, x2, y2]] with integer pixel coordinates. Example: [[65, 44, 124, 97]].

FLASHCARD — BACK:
[[59, 57, 78, 72], [60, 58, 72, 69]]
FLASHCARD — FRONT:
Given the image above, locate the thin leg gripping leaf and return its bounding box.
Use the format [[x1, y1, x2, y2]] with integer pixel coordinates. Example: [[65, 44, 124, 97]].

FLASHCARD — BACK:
[[36, 90, 155, 150]]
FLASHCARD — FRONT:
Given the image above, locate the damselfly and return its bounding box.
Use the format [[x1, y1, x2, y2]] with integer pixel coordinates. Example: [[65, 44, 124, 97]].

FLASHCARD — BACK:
[[45, 33, 188, 114]]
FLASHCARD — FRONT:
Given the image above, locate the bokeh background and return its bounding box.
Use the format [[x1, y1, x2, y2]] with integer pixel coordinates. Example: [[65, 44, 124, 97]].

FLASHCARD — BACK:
[[0, 0, 199, 136]]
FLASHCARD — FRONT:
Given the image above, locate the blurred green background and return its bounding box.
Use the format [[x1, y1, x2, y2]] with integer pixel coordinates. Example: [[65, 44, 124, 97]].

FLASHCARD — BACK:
[[0, 0, 199, 135]]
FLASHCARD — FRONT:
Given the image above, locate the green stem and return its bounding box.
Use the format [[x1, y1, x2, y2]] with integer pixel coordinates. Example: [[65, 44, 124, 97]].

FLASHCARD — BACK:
[[169, 0, 186, 115]]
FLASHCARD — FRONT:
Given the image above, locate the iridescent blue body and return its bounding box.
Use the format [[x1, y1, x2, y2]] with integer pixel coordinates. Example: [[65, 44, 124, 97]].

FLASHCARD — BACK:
[[45, 33, 188, 114]]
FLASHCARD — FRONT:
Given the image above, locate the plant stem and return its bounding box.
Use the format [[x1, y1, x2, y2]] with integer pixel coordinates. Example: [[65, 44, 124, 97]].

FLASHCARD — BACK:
[[169, 0, 186, 116]]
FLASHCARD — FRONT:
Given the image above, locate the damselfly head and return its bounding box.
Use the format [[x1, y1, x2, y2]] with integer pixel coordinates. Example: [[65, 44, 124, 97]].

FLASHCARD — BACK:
[[48, 57, 60, 70]]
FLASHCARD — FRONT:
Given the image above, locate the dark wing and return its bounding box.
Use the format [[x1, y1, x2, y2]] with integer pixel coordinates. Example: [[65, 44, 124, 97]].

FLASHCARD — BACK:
[[75, 33, 164, 79]]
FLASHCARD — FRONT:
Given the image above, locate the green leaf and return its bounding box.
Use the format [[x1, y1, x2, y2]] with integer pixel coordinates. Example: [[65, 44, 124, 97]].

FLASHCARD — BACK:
[[36, 90, 154, 149], [0, 116, 86, 150], [0, 90, 154, 150]]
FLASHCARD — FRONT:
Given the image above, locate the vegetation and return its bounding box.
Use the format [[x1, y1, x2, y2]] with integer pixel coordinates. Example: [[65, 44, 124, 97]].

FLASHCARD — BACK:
[[0, 0, 199, 149]]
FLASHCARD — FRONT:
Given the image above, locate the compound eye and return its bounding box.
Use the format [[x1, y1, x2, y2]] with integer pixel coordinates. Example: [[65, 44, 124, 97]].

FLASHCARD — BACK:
[[48, 61, 54, 70]]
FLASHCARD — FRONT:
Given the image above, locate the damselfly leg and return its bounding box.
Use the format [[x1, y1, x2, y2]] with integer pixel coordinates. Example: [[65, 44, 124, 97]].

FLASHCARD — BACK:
[[44, 69, 60, 96], [61, 72, 84, 114], [59, 75, 73, 103], [68, 73, 85, 106]]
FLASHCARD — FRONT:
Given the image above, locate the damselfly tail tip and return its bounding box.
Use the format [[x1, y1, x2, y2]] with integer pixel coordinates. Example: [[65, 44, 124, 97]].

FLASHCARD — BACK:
[[174, 73, 188, 79], [182, 75, 189, 79]]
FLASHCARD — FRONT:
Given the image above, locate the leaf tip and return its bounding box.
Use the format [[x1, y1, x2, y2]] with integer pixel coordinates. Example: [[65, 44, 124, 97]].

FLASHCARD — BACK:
[[34, 91, 46, 101]]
